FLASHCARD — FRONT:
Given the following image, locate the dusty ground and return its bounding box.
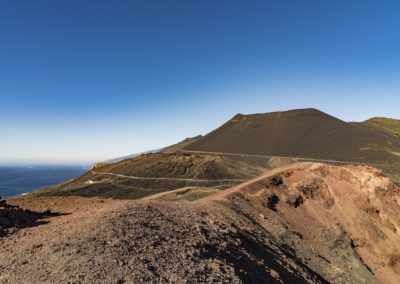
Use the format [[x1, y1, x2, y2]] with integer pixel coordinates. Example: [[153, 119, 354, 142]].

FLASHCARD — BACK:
[[1, 163, 400, 283], [1, 197, 325, 284], [142, 186, 219, 202]]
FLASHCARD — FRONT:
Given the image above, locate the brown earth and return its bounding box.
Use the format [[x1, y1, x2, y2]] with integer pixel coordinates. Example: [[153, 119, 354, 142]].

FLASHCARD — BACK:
[[142, 186, 219, 202], [184, 108, 400, 166], [27, 153, 294, 199], [2, 163, 400, 283]]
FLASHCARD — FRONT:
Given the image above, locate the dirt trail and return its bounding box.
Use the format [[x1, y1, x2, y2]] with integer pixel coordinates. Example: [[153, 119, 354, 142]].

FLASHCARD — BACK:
[[92, 171, 246, 182], [181, 149, 400, 183], [180, 149, 400, 168], [1, 162, 400, 283], [183, 108, 400, 167]]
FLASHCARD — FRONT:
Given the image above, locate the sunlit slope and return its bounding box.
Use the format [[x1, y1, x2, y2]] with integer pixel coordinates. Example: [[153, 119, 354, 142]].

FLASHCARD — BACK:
[[27, 153, 285, 199], [184, 108, 400, 165], [354, 117, 400, 138]]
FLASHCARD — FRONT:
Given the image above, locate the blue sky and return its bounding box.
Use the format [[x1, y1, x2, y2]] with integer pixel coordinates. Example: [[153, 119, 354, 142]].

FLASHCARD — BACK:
[[1, 0, 399, 164]]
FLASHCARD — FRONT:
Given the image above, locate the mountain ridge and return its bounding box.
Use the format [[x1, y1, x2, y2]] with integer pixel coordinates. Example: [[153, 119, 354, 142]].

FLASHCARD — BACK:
[[24, 108, 400, 199], [184, 108, 400, 165]]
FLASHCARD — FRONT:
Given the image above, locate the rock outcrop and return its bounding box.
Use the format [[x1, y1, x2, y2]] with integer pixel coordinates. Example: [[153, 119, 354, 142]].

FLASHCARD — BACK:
[[213, 162, 400, 283], [0, 197, 50, 237]]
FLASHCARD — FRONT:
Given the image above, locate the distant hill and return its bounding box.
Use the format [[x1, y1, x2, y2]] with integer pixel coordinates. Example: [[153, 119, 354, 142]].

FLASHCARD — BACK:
[[353, 117, 400, 138], [105, 135, 202, 163], [184, 108, 400, 165], [106, 149, 161, 164], [25, 108, 400, 199], [161, 135, 202, 153], [28, 153, 289, 199]]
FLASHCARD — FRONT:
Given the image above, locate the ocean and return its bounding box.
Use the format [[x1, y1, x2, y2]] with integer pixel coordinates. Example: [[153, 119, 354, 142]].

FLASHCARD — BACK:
[[0, 165, 88, 198]]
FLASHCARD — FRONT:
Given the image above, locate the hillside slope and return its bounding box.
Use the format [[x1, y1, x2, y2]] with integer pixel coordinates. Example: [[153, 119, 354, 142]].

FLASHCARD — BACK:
[[212, 162, 400, 284], [25, 109, 400, 199], [28, 153, 293, 199], [184, 108, 400, 165], [2, 163, 400, 283], [353, 117, 400, 138]]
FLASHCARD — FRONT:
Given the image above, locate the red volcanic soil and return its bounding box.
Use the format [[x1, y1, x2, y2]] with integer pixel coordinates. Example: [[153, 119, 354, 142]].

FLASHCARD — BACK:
[[212, 162, 400, 284], [1, 163, 400, 283]]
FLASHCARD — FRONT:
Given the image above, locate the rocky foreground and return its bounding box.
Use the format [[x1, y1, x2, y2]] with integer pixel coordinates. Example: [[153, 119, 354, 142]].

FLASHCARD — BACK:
[[1, 163, 400, 283]]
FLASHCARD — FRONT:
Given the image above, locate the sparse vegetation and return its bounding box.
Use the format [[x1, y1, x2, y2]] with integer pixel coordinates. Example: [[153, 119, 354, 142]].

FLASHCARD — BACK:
[[364, 117, 400, 137]]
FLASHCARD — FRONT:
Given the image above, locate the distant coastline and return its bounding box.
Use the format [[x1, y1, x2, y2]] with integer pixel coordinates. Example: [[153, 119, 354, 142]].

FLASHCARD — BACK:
[[0, 165, 88, 198]]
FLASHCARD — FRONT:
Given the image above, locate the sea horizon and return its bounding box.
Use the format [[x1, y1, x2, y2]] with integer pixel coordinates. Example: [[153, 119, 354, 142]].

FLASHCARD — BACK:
[[0, 164, 89, 198]]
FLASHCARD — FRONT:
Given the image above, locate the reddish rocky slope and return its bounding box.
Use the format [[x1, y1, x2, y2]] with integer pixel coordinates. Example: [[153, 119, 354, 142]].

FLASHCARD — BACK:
[[1, 163, 399, 283]]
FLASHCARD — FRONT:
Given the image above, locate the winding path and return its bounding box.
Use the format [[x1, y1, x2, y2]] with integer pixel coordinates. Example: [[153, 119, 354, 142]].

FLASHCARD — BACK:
[[92, 171, 245, 183], [179, 149, 400, 168]]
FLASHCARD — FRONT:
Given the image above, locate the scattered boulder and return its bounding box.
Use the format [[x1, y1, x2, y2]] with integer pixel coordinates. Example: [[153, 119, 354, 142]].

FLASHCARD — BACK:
[[92, 162, 110, 169], [0, 196, 44, 236]]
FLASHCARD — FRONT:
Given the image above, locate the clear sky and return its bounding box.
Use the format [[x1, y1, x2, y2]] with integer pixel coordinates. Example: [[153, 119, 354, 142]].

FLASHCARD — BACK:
[[1, 0, 399, 164]]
